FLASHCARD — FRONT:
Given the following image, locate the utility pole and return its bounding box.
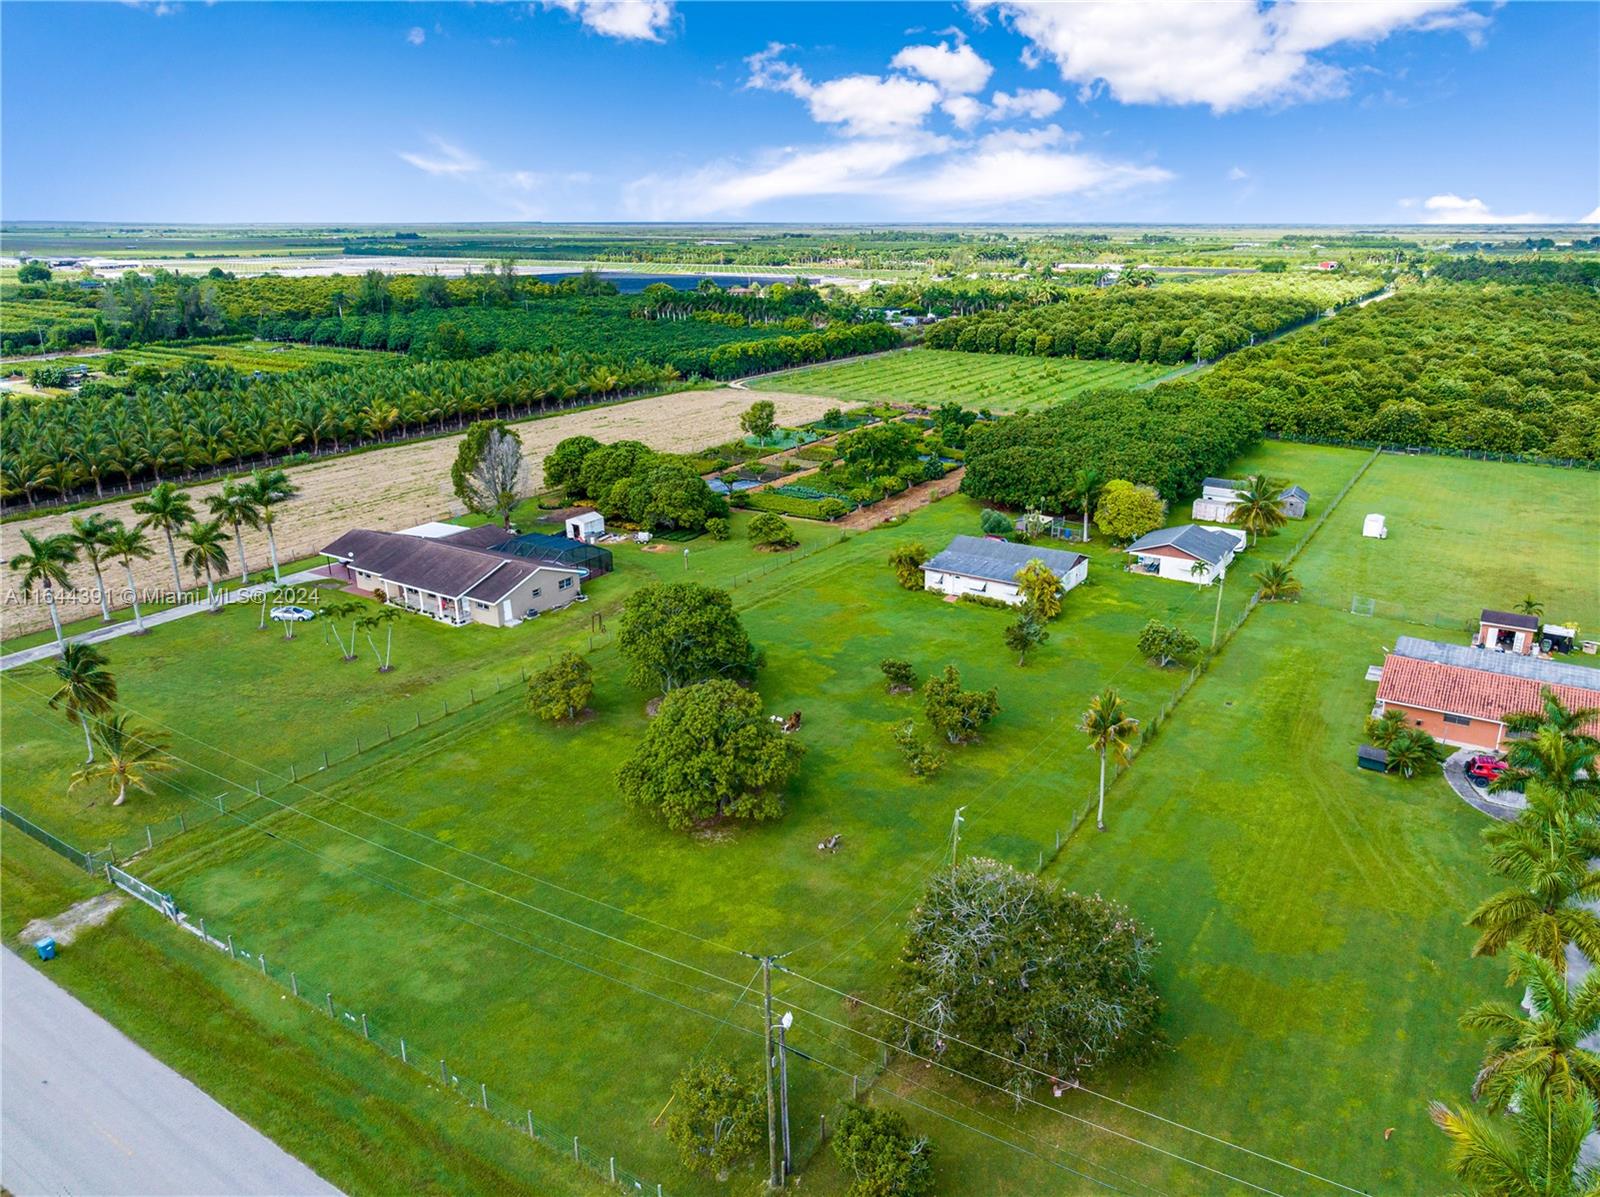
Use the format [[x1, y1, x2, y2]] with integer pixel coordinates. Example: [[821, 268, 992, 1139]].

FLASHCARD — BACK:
[[1210, 570, 1227, 649], [777, 1011, 793, 1179], [950, 806, 966, 869], [761, 956, 783, 1189]]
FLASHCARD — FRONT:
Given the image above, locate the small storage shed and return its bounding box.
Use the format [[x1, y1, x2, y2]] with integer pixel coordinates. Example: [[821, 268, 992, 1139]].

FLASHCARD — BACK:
[[1357, 745, 1388, 773], [1362, 514, 1388, 539], [564, 510, 606, 544]]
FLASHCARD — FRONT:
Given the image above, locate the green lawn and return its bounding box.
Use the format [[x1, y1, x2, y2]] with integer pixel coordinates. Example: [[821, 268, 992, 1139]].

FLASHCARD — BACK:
[[5, 445, 1592, 1195], [749, 349, 1172, 412]]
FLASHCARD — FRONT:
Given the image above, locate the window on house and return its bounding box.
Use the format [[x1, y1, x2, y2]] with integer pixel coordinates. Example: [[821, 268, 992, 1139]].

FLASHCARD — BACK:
[[530, 587, 541, 598], [558, 577, 574, 590], [1443, 713, 1472, 726]]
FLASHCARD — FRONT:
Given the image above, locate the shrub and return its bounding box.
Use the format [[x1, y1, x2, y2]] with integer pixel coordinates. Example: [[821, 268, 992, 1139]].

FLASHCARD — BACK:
[[748, 511, 799, 549], [526, 651, 594, 722], [665, 1059, 765, 1177], [893, 720, 946, 779], [1137, 620, 1200, 668], [880, 658, 916, 693], [888, 542, 926, 589], [796, 444, 837, 462], [957, 593, 1012, 611], [832, 1104, 934, 1197], [818, 497, 850, 521], [705, 516, 730, 541]]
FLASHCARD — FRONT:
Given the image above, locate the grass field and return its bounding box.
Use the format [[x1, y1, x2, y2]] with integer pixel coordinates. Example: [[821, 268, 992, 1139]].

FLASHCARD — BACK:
[[5, 446, 1596, 1195], [749, 348, 1172, 411], [109, 340, 387, 374]]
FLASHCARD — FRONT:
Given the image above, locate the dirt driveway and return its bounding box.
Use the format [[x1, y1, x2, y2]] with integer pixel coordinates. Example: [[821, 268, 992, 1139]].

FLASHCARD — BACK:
[[1, 387, 851, 637]]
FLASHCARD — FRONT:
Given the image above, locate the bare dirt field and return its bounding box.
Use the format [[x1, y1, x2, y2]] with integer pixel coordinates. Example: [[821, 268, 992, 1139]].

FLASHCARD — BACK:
[[1, 388, 853, 637]]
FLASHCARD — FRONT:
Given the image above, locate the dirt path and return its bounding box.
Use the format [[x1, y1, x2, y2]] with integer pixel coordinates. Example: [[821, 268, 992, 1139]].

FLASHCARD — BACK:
[[1, 388, 850, 638], [17, 893, 125, 947], [836, 467, 965, 529]]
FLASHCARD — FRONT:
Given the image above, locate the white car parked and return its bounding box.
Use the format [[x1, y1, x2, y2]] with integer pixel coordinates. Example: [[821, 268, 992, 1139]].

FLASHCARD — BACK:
[[269, 605, 318, 622]]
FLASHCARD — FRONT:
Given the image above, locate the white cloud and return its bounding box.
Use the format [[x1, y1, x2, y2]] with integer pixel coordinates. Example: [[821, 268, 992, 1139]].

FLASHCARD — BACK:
[[988, 87, 1063, 121], [406, 26, 426, 46], [1416, 194, 1553, 224], [890, 40, 994, 95], [1228, 166, 1249, 181], [941, 95, 988, 131], [624, 125, 1166, 219], [539, 0, 674, 43], [978, 0, 1488, 112], [745, 45, 941, 137], [397, 137, 483, 177]]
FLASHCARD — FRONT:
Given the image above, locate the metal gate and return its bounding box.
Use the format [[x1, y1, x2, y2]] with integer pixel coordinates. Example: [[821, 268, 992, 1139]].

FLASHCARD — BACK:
[[106, 864, 180, 923]]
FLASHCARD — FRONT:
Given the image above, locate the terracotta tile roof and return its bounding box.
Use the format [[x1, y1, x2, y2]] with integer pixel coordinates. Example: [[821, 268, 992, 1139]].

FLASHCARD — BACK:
[[1377, 650, 1600, 731]]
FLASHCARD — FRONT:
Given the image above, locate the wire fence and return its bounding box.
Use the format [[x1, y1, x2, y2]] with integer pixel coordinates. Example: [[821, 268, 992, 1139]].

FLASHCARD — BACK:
[[6, 811, 676, 1197], [1264, 434, 1599, 472]]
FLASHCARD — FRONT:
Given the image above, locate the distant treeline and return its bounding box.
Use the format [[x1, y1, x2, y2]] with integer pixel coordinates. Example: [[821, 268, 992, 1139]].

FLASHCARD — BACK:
[[1429, 257, 1600, 286]]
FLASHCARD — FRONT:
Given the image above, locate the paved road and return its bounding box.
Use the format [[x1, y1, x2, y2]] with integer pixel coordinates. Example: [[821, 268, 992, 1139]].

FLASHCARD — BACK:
[[0, 568, 327, 673], [1, 949, 340, 1196]]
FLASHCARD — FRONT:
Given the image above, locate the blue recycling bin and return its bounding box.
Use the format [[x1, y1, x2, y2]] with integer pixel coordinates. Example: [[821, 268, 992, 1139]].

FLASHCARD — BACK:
[[35, 937, 56, 961]]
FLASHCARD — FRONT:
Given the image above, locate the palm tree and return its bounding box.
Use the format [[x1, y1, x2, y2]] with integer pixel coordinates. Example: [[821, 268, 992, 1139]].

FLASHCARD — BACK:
[[1385, 728, 1442, 778], [1505, 688, 1600, 745], [1515, 595, 1546, 618], [205, 478, 261, 583], [1069, 466, 1104, 542], [67, 513, 117, 622], [1253, 561, 1302, 602], [1079, 688, 1138, 832], [9, 530, 80, 651], [1431, 1079, 1600, 1197], [102, 522, 153, 635], [248, 467, 299, 582], [69, 714, 175, 807], [131, 481, 195, 595], [1468, 813, 1600, 979], [181, 519, 229, 612], [269, 584, 300, 639], [1460, 947, 1600, 1113], [321, 599, 361, 660], [355, 607, 401, 672], [1228, 474, 1288, 546], [1494, 726, 1600, 810], [45, 642, 117, 763]]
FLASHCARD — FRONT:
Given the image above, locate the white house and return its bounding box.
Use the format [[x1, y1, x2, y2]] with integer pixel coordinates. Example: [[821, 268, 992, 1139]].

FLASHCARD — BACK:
[[565, 509, 606, 544], [1123, 525, 1246, 584], [1192, 478, 1309, 522], [921, 536, 1087, 606]]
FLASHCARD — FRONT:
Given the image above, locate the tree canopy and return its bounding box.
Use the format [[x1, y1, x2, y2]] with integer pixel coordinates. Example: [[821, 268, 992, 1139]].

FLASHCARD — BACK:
[[616, 582, 761, 694]]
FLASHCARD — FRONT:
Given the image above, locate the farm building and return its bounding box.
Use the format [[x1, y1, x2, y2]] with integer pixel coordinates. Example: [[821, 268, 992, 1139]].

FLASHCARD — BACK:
[[1372, 635, 1600, 751], [1124, 525, 1245, 584], [320, 524, 609, 628], [565, 509, 606, 543], [921, 536, 1087, 606], [1191, 478, 1309, 522], [1475, 609, 1540, 655]]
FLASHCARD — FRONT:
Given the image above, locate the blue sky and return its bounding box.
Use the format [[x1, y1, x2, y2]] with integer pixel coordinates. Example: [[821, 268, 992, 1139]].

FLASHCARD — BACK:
[[2, 1, 1595, 224]]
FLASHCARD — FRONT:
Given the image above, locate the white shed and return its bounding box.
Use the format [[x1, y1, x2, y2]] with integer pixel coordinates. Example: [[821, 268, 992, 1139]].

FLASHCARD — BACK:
[[564, 510, 606, 544], [1362, 514, 1388, 540]]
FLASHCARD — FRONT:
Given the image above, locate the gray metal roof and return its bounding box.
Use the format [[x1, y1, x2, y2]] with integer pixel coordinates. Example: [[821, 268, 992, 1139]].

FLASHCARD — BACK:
[[1392, 636, 1600, 690], [922, 535, 1085, 586], [1202, 477, 1239, 490], [1124, 524, 1241, 566], [1281, 485, 1310, 501]]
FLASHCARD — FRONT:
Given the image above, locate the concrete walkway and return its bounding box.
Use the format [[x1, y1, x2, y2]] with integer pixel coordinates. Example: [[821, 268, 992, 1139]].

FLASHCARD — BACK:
[[1, 948, 340, 1196], [0, 568, 327, 673], [1442, 747, 1526, 821]]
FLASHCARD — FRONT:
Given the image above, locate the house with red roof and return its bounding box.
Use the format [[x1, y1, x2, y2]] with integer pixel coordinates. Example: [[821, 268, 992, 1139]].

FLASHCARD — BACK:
[[1373, 635, 1600, 752]]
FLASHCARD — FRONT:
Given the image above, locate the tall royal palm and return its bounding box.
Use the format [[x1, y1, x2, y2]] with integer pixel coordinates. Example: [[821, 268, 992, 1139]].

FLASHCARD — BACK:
[[68, 512, 117, 622], [1493, 725, 1600, 811], [1229, 474, 1288, 546], [1070, 466, 1104, 543], [1079, 688, 1138, 832], [131, 481, 195, 595], [46, 642, 118, 763], [1505, 687, 1600, 745], [8, 530, 78, 650], [205, 478, 261, 583], [102, 522, 154, 634], [1461, 946, 1600, 1113], [1469, 812, 1600, 979], [1431, 1079, 1600, 1197], [247, 467, 299, 583], [181, 519, 230, 612]]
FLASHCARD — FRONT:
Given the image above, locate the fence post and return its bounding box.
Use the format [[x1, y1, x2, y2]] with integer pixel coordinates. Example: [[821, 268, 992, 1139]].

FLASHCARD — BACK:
[[291, 971, 298, 997], [400, 1038, 407, 1064], [415, 710, 421, 729], [289, 763, 297, 782], [199, 917, 206, 943], [386, 721, 392, 741], [255, 779, 263, 798], [852, 1074, 858, 1099], [481, 1081, 488, 1109], [146, 826, 153, 850], [470, 687, 475, 704], [527, 1110, 534, 1138], [218, 794, 225, 813], [610, 1157, 616, 1183], [226, 934, 235, 960], [573, 1136, 579, 1162], [355, 735, 361, 755], [441, 1059, 448, 1085], [326, 992, 334, 1017], [260, 954, 267, 976], [323, 749, 330, 770], [178, 810, 185, 833], [361, 1013, 369, 1039]]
